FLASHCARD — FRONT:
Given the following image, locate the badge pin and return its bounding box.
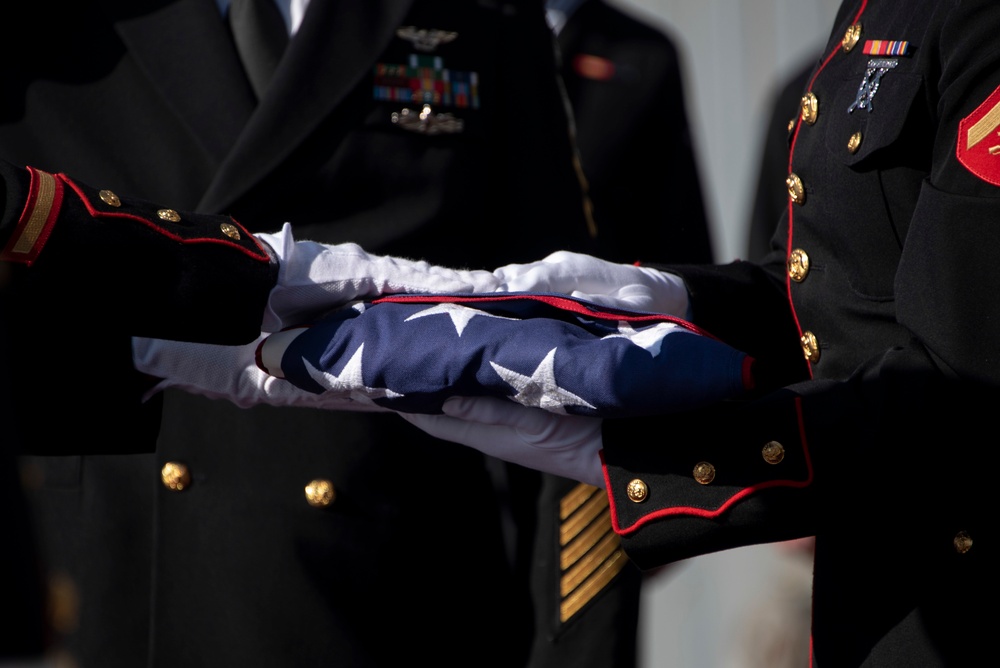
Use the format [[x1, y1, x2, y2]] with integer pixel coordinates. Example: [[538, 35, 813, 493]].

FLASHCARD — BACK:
[[396, 26, 457, 52], [374, 57, 479, 110], [391, 104, 465, 135], [572, 54, 616, 81], [848, 58, 898, 113], [862, 39, 911, 57]]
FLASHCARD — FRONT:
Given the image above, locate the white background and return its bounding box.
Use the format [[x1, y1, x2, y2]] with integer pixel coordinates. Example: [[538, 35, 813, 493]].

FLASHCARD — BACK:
[[616, 0, 841, 263]]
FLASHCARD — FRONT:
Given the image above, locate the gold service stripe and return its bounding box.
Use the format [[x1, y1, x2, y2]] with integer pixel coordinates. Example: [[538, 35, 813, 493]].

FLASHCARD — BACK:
[[560, 546, 628, 622], [967, 98, 1000, 149], [559, 491, 609, 546], [560, 482, 600, 520], [561, 511, 613, 571], [12, 170, 57, 255], [561, 531, 622, 597]]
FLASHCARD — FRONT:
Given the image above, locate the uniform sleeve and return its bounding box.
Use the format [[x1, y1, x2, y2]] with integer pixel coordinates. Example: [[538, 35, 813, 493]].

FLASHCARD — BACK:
[[1, 159, 278, 345], [600, 341, 986, 569], [1, 160, 279, 455], [599, 0, 1000, 570], [894, 0, 1000, 384]]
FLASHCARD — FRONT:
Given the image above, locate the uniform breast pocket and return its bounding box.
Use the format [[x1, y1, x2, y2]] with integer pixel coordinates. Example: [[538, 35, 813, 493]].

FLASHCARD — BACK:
[[815, 66, 926, 300], [824, 68, 924, 167], [347, 91, 489, 197]]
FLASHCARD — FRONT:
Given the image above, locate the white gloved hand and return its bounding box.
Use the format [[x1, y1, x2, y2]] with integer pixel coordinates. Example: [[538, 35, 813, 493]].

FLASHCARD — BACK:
[[132, 335, 391, 413], [493, 250, 691, 317], [400, 396, 606, 488], [258, 223, 502, 332]]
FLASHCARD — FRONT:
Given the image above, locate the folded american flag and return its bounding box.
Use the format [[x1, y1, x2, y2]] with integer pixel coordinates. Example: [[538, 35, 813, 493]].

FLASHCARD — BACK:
[[255, 293, 755, 418]]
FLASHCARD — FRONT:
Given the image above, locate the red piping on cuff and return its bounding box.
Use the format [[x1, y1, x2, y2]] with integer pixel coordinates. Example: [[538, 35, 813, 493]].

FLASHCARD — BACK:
[[607, 396, 814, 535]]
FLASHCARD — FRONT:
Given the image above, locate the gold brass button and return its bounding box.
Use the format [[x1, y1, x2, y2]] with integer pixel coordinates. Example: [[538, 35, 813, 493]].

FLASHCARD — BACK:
[[693, 462, 716, 485], [800, 92, 819, 125], [786, 173, 805, 205], [157, 208, 181, 223], [626, 478, 648, 503], [787, 118, 796, 134], [800, 331, 820, 363], [848, 131, 863, 154], [220, 222, 241, 240], [98, 189, 121, 207], [161, 462, 191, 492], [47, 572, 80, 634], [762, 441, 785, 465], [787, 248, 810, 282], [953, 530, 973, 554], [842, 23, 862, 52], [304, 479, 336, 508]]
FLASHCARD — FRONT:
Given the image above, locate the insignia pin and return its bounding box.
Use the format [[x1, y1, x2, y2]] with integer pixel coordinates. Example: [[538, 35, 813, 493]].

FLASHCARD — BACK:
[[396, 26, 457, 52], [848, 58, 898, 114], [391, 104, 464, 135]]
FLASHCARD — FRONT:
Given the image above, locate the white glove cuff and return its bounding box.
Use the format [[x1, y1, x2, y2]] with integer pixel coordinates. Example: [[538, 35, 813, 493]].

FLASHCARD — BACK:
[[635, 266, 692, 319], [132, 335, 389, 413]]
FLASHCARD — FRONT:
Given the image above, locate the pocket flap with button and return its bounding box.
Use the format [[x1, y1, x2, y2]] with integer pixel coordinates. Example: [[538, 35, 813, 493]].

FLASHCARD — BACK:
[[824, 70, 924, 166]]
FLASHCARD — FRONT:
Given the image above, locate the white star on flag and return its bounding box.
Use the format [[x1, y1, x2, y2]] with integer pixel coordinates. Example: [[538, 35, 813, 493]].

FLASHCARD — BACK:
[[305, 343, 402, 406], [490, 347, 596, 414], [258, 294, 753, 418], [404, 302, 514, 336], [601, 321, 682, 357]]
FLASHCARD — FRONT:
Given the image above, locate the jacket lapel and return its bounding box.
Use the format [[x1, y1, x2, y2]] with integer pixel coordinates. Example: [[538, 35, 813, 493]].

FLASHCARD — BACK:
[[106, 0, 257, 168], [197, 0, 416, 213]]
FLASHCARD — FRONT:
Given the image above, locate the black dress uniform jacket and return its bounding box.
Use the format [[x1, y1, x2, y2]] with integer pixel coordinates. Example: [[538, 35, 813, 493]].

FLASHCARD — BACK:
[[0, 1, 644, 665], [554, 0, 714, 266], [0, 157, 278, 657], [601, 0, 992, 665]]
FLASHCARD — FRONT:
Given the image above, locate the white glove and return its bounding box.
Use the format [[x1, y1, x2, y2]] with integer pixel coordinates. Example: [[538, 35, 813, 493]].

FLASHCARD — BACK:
[[400, 396, 606, 488], [493, 250, 691, 317], [258, 223, 502, 332], [132, 335, 391, 413]]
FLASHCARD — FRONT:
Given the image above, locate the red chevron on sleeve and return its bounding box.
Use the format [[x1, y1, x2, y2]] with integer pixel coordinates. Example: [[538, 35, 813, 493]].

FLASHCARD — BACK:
[[957, 84, 1000, 186]]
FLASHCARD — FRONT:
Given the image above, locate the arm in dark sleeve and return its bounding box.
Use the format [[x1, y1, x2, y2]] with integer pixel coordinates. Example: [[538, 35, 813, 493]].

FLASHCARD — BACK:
[[1, 159, 278, 344], [1, 159, 279, 454], [598, 2, 1000, 570]]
